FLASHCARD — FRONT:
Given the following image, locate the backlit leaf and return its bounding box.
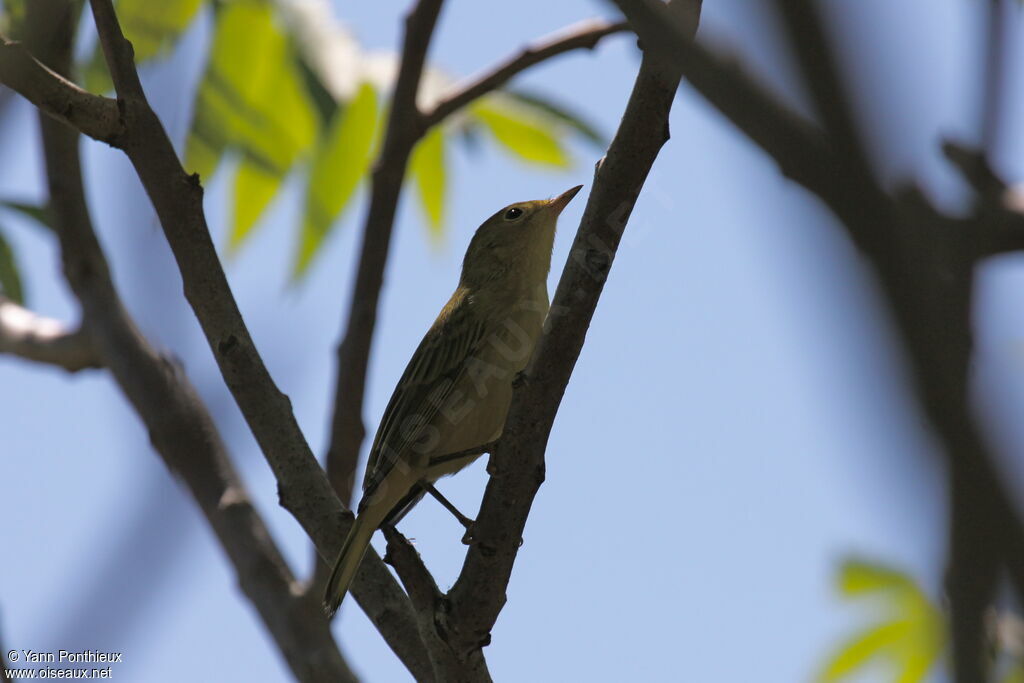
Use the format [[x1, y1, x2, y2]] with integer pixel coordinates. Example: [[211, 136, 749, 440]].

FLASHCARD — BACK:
[[84, 0, 205, 93], [294, 81, 378, 277], [186, 0, 318, 248], [1003, 663, 1024, 683], [818, 620, 910, 682], [0, 0, 27, 39], [471, 99, 569, 168], [230, 157, 281, 250], [838, 559, 917, 597], [505, 89, 606, 147], [0, 228, 25, 304], [820, 559, 945, 683], [409, 123, 446, 239], [0, 199, 50, 230]]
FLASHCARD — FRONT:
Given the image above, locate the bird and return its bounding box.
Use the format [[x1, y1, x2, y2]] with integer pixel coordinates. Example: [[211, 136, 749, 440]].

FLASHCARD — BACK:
[[323, 185, 583, 616]]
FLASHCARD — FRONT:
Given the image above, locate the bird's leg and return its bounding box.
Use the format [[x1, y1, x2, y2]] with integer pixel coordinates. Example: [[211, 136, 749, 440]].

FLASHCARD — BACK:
[[422, 441, 499, 543], [422, 483, 475, 530]]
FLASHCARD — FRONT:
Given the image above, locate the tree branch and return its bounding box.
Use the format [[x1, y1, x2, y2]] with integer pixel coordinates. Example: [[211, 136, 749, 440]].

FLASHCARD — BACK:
[[772, 3, 1008, 680], [981, 0, 1010, 153], [381, 527, 477, 680], [324, 0, 444, 513], [435, 0, 701, 664], [421, 18, 629, 129], [85, 0, 324, 539], [0, 35, 121, 143], [78, 0, 433, 675], [625, 0, 1024, 677], [0, 297, 99, 371], [23, 2, 352, 680]]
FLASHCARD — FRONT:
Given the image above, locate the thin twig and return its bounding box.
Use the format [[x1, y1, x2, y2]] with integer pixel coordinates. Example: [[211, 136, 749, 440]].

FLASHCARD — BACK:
[[383, 527, 441, 617], [981, 0, 1010, 154], [440, 0, 701, 664], [23, 2, 354, 680], [0, 35, 122, 142], [421, 19, 629, 129], [323, 0, 445, 509], [0, 297, 99, 371]]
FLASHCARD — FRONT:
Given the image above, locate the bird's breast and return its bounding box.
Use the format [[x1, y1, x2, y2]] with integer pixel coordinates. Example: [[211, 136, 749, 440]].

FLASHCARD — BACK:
[[428, 300, 547, 472]]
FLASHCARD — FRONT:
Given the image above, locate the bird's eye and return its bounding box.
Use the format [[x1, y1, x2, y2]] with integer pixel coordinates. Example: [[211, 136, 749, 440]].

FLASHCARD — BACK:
[[504, 207, 524, 221]]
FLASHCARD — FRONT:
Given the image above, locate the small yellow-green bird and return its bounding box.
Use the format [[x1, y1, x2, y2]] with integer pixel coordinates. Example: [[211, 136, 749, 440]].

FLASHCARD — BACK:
[[323, 185, 582, 616]]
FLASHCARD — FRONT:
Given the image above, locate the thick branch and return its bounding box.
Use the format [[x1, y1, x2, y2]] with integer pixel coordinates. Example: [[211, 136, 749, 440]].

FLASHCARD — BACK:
[[0, 297, 99, 371], [80, 0, 431, 675], [0, 36, 121, 143], [421, 19, 629, 129], [382, 526, 486, 682], [440, 0, 700, 662], [24, 3, 352, 680], [324, 0, 445, 505]]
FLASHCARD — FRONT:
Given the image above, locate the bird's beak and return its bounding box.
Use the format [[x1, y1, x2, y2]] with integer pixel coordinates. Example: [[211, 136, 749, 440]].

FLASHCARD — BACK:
[[546, 185, 583, 216]]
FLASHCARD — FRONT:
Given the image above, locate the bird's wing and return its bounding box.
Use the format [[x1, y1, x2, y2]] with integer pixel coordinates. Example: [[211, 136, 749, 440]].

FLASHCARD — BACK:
[[361, 287, 489, 503]]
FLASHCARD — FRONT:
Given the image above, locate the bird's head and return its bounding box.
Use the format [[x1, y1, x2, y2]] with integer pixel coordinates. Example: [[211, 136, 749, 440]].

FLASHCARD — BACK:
[[460, 185, 582, 290]]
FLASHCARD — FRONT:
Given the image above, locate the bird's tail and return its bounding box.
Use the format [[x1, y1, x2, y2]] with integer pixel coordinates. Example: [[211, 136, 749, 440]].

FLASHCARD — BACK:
[[323, 512, 378, 617]]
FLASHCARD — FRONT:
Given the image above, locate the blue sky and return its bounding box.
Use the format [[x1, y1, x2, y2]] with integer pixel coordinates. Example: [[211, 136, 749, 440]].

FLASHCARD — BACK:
[[2, 0, 1023, 681]]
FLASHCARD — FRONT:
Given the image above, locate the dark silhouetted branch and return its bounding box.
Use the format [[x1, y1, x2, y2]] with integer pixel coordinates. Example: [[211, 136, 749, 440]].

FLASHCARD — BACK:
[[0, 35, 121, 143], [437, 0, 701, 667], [24, 2, 353, 680], [422, 19, 629, 129], [773, 2, 1009, 680], [382, 527, 473, 681], [324, 0, 444, 511], [78, 0, 433, 676]]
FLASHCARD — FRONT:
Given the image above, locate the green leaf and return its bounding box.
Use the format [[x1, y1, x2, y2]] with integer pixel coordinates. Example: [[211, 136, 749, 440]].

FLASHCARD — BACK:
[[0, 199, 50, 230], [295, 51, 339, 126], [1002, 663, 1024, 683], [471, 99, 570, 168], [893, 606, 944, 683], [84, 0, 205, 92], [294, 81, 378, 278], [230, 156, 282, 250], [818, 619, 911, 682], [838, 559, 918, 597], [504, 89, 607, 147], [186, 0, 318, 247], [0, 228, 25, 304], [409, 123, 446, 239], [820, 559, 945, 683], [0, 0, 27, 39]]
